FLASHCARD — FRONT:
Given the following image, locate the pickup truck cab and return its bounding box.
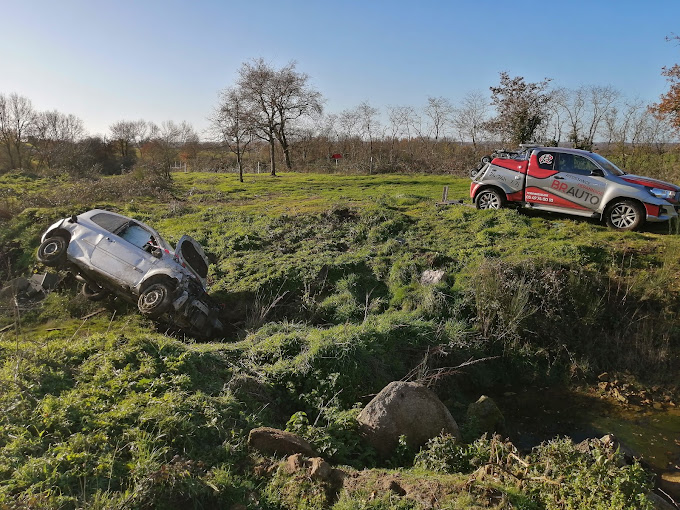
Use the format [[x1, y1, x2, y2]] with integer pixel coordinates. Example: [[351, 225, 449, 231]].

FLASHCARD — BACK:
[[470, 145, 680, 230]]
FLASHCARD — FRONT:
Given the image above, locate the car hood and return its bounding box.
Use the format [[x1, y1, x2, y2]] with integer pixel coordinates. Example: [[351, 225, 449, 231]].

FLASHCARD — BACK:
[[175, 235, 209, 289], [619, 174, 680, 192]]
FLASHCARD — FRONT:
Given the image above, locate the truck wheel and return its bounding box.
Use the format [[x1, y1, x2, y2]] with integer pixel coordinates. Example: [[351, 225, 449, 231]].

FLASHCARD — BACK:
[[81, 282, 109, 301], [37, 236, 68, 267], [138, 282, 173, 318], [605, 200, 645, 231], [475, 189, 505, 210]]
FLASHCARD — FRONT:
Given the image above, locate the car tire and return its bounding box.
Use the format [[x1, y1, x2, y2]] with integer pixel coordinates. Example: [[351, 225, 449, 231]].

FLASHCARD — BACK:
[[138, 282, 173, 318], [605, 200, 645, 231], [475, 188, 505, 210], [80, 282, 109, 301], [37, 236, 68, 267]]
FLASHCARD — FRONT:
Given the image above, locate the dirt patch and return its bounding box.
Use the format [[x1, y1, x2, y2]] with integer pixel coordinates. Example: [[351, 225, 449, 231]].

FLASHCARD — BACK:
[[277, 458, 509, 509]]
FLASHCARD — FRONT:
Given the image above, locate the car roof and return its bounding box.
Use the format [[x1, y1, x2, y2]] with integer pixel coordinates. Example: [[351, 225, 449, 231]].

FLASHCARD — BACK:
[[81, 209, 132, 221], [80, 209, 167, 244]]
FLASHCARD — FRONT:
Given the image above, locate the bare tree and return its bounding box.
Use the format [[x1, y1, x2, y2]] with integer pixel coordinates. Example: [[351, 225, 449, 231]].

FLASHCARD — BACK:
[[451, 91, 488, 148], [424, 96, 453, 141], [32, 110, 84, 170], [109, 120, 148, 169], [387, 105, 414, 165], [337, 107, 361, 163], [357, 102, 380, 173], [311, 113, 339, 164], [554, 86, 586, 147], [555, 85, 619, 149], [582, 85, 619, 149], [143, 120, 197, 179], [209, 86, 255, 182], [236, 58, 323, 176], [271, 62, 323, 170], [237, 60, 279, 175], [544, 87, 568, 145], [0, 93, 36, 171]]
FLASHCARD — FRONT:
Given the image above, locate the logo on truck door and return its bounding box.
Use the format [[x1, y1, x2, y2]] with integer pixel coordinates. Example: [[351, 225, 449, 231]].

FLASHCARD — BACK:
[[538, 153, 554, 166], [550, 180, 601, 206]]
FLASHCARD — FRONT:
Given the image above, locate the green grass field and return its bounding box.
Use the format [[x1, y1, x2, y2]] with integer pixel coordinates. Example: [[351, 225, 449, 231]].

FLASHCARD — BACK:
[[0, 170, 676, 508]]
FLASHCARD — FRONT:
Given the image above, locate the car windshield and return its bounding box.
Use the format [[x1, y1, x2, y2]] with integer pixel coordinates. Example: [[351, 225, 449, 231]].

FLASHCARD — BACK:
[[589, 152, 626, 176]]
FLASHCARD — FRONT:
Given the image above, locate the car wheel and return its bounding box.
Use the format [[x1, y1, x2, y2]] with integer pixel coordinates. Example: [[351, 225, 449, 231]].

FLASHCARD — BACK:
[[37, 236, 68, 267], [605, 200, 645, 231], [475, 188, 505, 210], [138, 282, 173, 318], [80, 282, 109, 301]]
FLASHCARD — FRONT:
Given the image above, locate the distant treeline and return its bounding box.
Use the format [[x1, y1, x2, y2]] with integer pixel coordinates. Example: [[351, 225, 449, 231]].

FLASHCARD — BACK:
[[1, 65, 679, 181]]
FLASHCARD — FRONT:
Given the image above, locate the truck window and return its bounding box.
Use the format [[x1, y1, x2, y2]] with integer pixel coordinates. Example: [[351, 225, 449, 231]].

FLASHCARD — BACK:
[[558, 153, 599, 176], [536, 151, 556, 170]]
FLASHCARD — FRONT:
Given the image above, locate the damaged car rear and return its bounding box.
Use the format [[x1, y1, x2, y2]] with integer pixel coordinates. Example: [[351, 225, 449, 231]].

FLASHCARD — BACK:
[[36, 209, 223, 338]]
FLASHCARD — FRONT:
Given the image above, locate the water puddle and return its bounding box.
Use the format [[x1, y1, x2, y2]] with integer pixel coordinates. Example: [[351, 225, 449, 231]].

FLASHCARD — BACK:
[[492, 387, 680, 498]]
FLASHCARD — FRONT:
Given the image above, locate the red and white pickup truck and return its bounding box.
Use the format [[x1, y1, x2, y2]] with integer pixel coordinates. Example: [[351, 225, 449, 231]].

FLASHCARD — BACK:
[[469, 145, 680, 230]]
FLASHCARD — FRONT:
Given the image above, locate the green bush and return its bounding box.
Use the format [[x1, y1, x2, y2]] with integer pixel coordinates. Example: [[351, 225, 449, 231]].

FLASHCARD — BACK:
[[527, 438, 654, 510]]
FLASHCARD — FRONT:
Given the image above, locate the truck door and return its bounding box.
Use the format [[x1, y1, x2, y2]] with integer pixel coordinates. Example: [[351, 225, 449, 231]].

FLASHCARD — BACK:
[[526, 151, 606, 212], [524, 150, 559, 206], [548, 153, 607, 212]]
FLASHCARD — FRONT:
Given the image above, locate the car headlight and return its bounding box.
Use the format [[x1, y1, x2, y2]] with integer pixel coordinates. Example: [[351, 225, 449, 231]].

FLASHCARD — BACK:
[[648, 188, 677, 201]]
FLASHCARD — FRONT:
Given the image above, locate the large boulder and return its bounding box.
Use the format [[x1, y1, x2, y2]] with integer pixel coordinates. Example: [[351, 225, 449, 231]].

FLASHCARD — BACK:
[[248, 427, 317, 457], [357, 381, 460, 457], [466, 395, 505, 435]]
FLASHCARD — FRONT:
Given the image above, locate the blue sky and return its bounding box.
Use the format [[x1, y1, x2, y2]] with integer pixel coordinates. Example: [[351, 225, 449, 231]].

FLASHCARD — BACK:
[[1, 0, 678, 137]]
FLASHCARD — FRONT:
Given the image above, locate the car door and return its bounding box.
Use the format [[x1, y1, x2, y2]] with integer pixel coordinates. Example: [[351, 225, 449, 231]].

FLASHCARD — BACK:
[[90, 222, 158, 287], [175, 235, 209, 289]]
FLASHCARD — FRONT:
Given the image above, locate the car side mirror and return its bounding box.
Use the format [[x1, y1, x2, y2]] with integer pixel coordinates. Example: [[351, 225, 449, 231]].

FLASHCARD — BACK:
[[590, 168, 604, 177], [151, 248, 162, 258]]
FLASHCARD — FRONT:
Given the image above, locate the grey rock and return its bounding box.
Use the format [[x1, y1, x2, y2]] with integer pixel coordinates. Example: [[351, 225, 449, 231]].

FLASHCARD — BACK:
[[357, 381, 460, 457], [466, 395, 505, 435], [420, 270, 446, 285]]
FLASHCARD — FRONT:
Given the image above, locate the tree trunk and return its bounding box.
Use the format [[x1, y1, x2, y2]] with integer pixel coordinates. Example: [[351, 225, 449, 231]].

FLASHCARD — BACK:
[[283, 144, 293, 169], [269, 138, 276, 176]]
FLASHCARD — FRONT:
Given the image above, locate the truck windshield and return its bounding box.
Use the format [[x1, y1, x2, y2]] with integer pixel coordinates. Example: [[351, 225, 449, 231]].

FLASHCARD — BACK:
[[589, 153, 625, 176]]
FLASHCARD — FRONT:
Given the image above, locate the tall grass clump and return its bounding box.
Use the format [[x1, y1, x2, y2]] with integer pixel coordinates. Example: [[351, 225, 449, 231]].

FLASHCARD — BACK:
[[460, 257, 679, 382]]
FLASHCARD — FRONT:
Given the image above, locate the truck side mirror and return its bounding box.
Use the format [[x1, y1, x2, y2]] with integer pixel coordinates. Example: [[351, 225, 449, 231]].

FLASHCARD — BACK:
[[590, 168, 604, 177]]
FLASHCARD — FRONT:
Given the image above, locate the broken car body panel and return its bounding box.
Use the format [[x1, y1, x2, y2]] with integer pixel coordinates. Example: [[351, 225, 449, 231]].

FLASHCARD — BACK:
[[38, 209, 222, 337]]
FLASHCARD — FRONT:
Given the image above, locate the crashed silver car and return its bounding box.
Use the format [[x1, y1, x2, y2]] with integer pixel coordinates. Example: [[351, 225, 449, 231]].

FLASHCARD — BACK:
[[37, 209, 222, 337]]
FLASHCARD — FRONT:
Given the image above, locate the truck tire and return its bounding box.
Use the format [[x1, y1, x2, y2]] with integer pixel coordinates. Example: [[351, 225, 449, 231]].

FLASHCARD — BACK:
[[475, 188, 505, 210], [605, 200, 645, 231]]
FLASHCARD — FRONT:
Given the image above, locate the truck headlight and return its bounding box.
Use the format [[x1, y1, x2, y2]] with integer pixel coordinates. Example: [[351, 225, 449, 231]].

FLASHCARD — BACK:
[[648, 188, 677, 201]]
